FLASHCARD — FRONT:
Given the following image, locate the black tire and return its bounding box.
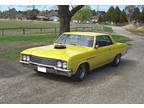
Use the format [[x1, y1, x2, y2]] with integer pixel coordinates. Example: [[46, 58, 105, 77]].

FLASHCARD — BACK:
[[112, 54, 121, 66], [72, 64, 87, 81]]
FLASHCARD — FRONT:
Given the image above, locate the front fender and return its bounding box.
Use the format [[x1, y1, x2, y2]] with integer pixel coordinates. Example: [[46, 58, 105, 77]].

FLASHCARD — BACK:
[[68, 54, 90, 75]]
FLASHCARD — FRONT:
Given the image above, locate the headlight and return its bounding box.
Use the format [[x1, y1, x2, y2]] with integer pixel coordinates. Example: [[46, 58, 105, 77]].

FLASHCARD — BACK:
[[57, 61, 67, 69], [57, 61, 62, 68], [22, 55, 30, 62], [23, 55, 27, 61], [26, 56, 30, 61], [62, 62, 67, 69]]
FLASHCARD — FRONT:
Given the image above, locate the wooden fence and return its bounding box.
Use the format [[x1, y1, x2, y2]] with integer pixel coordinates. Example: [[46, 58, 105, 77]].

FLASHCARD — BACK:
[[0, 27, 58, 36], [0, 26, 105, 36]]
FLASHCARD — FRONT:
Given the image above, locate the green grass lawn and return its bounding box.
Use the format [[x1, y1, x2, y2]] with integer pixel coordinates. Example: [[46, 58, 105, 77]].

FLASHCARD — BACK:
[[0, 33, 130, 60], [0, 34, 57, 60], [0, 34, 57, 43], [0, 20, 59, 28], [111, 34, 131, 43]]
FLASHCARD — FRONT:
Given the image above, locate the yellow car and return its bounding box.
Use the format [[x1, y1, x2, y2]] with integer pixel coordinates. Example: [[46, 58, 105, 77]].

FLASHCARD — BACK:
[[20, 32, 128, 81]]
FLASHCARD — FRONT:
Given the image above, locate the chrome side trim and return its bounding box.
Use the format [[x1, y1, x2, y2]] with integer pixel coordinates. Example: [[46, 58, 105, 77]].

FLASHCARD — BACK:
[[19, 60, 71, 72]]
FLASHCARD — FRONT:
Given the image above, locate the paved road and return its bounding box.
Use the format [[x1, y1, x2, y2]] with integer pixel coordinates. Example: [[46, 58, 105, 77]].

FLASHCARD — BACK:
[[0, 27, 144, 103]]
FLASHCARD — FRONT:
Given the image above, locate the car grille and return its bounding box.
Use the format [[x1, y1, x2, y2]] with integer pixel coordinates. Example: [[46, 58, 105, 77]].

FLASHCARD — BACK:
[[30, 56, 57, 66]]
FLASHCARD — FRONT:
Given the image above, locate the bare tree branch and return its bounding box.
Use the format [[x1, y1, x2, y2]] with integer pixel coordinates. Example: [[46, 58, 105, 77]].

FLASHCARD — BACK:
[[57, 5, 85, 33], [70, 5, 84, 17]]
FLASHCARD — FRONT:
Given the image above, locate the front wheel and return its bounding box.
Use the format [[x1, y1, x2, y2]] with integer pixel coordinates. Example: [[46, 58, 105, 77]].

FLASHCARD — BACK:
[[112, 54, 121, 66], [72, 64, 87, 81]]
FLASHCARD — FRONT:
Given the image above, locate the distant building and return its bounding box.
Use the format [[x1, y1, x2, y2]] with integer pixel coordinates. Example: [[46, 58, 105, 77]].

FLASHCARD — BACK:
[[72, 19, 92, 24], [49, 16, 59, 22], [36, 15, 49, 21], [91, 16, 99, 23], [16, 13, 27, 20], [91, 11, 106, 23], [81, 19, 91, 24]]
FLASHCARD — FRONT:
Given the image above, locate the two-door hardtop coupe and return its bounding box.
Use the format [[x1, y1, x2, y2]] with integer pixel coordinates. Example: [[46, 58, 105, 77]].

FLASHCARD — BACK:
[[20, 32, 128, 81]]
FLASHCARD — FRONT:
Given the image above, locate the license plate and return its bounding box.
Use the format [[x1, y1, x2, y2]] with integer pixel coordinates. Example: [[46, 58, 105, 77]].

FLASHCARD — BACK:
[[37, 66, 46, 73]]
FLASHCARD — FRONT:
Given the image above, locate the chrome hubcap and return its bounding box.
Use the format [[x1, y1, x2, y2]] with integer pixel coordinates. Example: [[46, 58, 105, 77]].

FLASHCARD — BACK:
[[116, 57, 120, 64], [79, 67, 85, 79]]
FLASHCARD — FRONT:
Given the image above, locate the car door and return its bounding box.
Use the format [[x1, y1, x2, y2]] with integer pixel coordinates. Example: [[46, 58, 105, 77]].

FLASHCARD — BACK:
[[93, 35, 113, 67]]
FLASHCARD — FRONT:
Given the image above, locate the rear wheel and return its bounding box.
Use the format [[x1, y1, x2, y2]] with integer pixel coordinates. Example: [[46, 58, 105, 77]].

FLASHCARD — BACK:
[[112, 54, 121, 66], [72, 64, 87, 81]]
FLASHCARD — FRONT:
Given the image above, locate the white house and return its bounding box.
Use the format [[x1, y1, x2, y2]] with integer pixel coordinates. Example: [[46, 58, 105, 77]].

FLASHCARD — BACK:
[[49, 16, 59, 22]]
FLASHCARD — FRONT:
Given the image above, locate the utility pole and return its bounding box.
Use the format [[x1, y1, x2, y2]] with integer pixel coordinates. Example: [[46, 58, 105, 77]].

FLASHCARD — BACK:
[[97, 5, 99, 12], [32, 5, 35, 11], [8, 6, 10, 19]]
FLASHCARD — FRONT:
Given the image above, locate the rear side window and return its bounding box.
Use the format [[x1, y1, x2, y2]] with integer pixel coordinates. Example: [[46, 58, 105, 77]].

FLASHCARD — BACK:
[[96, 35, 113, 47], [103, 35, 113, 45]]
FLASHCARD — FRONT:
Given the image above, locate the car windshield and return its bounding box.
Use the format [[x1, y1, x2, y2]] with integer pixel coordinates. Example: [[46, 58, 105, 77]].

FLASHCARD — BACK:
[[55, 34, 94, 47]]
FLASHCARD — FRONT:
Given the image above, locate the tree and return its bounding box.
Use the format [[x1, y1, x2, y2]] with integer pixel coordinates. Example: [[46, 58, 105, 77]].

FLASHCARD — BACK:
[[97, 12, 106, 23], [9, 8, 17, 19], [140, 8, 144, 23], [72, 6, 92, 23], [23, 5, 39, 20], [120, 10, 128, 23], [125, 5, 136, 23], [72, 9, 82, 23], [113, 6, 121, 24], [58, 5, 84, 33], [23, 9, 39, 20], [92, 9, 96, 16], [81, 6, 92, 21], [106, 6, 123, 24], [0, 11, 2, 18], [106, 6, 115, 23], [131, 7, 141, 22]]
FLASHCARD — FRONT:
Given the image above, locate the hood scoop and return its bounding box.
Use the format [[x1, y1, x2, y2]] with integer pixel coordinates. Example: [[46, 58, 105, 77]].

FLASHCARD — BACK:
[[54, 44, 66, 49]]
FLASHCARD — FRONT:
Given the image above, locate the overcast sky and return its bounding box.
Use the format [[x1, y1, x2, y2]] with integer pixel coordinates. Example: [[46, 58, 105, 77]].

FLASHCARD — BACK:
[[0, 5, 126, 11]]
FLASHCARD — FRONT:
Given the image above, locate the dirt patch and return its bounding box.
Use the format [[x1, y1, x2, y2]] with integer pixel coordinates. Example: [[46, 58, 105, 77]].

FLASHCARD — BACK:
[[123, 24, 144, 31], [0, 60, 27, 78], [123, 24, 137, 30], [137, 26, 144, 31], [0, 41, 51, 52]]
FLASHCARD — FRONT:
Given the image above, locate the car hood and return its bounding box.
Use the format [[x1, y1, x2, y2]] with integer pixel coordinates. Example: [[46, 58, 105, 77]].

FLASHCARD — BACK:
[[21, 44, 92, 61]]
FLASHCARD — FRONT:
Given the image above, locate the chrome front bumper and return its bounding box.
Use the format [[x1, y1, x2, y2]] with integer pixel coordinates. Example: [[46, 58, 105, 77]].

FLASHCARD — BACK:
[[19, 61, 72, 77]]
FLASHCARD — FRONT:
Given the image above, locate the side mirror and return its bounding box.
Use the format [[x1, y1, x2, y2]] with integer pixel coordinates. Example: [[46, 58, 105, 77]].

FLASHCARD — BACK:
[[95, 44, 99, 49]]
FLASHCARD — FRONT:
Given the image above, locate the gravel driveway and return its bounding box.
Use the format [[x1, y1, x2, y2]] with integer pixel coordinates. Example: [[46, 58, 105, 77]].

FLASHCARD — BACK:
[[0, 27, 144, 104]]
